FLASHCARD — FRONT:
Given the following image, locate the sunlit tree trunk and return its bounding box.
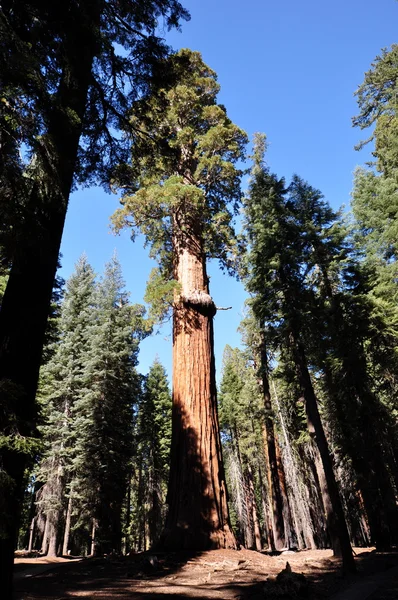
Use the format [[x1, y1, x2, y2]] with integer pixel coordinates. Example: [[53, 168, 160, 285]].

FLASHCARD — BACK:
[[90, 519, 97, 556], [161, 210, 235, 549], [27, 518, 35, 553], [62, 496, 72, 556], [272, 381, 316, 550], [258, 334, 290, 550], [41, 517, 50, 555]]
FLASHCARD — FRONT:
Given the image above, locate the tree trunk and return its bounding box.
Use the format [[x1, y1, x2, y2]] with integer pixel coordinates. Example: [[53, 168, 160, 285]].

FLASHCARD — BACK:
[[318, 260, 398, 549], [161, 213, 235, 550], [124, 471, 132, 555], [258, 335, 289, 550], [62, 496, 72, 556], [247, 464, 262, 552], [90, 519, 97, 557], [46, 512, 59, 558], [28, 518, 35, 553], [272, 381, 316, 550], [275, 434, 295, 548], [41, 517, 50, 555], [0, 4, 102, 594], [292, 338, 355, 573]]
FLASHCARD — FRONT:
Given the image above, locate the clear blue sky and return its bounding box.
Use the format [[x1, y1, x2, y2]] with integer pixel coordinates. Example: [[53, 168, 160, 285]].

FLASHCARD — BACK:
[[59, 0, 398, 381]]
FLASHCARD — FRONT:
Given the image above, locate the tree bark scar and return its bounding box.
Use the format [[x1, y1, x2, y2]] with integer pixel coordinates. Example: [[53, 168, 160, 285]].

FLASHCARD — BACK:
[[180, 290, 217, 317]]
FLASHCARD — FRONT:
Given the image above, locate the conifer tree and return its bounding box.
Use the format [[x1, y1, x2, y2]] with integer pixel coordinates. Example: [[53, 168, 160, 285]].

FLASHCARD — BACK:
[[72, 255, 139, 555], [240, 314, 295, 551], [0, 3, 188, 589], [219, 345, 268, 551], [113, 49, 247, 549], [243, 136, 355, 572], [36, 255, 96, 557], [288, 176, 398, 548], [135, 359, 172, 547]]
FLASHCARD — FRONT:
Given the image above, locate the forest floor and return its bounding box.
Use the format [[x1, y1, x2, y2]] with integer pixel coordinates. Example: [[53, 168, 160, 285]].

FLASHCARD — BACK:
[[14, 547, 398, 600]]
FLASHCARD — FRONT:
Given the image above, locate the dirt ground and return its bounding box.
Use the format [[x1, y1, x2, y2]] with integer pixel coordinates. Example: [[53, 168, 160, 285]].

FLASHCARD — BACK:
[[14, 547, 398, 600]]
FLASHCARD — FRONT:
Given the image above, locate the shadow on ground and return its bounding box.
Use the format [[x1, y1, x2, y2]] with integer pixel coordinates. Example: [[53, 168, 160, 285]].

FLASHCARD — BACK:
[[14, 547, 398, 600]]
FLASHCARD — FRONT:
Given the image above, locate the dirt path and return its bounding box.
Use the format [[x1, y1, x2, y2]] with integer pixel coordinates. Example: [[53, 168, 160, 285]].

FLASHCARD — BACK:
[[14, 548, 398, 600], [14, 556, 83, 580]]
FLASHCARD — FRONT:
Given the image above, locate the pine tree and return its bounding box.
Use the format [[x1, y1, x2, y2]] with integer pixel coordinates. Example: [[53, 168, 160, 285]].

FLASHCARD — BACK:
[[243, 135, 355, 572], [219, 346, 262, 549], [113, 49, 247, 549], [287, 176, 398, 548], [35, 255, 96, 557], [72, 255, 139, 555], [135, 359, 172, 547], [240, 314, 295, 551]]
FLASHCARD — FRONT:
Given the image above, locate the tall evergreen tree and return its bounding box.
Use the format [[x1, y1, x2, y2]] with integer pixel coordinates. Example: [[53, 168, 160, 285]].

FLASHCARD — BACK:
[[135, 359, 172, 547], [243, 136, 355, 571], [113, 49, 247, 549], [0, 3, 188, 591], [72, 255, 139, 555], [288, 176, 398, 548], [219, 345, 265, 551], [35, 255, 96, 557]]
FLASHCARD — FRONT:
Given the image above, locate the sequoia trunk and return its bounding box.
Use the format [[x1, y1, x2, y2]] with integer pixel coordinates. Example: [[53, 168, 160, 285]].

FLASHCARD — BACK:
[[161, 211, 235, 549]]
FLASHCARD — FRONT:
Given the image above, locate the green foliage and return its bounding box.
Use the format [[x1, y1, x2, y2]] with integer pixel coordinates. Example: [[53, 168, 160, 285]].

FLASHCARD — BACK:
[[0, 0, 190, 189], [36, 255, 96, 530], [36, 254, 146, 554], [353, 44, 398, 174], [71, 254, 140, 552], [112, 48, 247, 320]]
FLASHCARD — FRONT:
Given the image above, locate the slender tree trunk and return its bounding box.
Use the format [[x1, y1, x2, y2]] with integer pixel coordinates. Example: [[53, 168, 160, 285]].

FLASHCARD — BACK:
[[272, 381, 316, 550], [258, 335, 289, 550], [254, 449, 274, 551], [124, 471, 132, 555], [41, 517, 50, 555], [161, 213, 235, 550], [292, 338, 355, 572], [247, 464, 262, 552], [62, 496, 72, 556], [90, 519, 97, 557], [319, 261, 398, 548], [28, 518, 35, 553], [275, 434, 295, 547], [0, 5, 102, 594]]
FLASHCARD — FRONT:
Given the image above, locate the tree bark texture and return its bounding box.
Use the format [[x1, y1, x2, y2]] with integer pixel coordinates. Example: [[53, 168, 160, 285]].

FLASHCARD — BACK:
[[0, 3, 102, 595], [247, 464, 262, 552], [272, 385, 316, 549], [292, 338, 355, 573], [161, 212, 235, 550]]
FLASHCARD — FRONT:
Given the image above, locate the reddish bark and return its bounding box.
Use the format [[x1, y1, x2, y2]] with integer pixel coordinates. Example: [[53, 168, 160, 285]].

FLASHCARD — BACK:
[[160, 213, 235, 550]]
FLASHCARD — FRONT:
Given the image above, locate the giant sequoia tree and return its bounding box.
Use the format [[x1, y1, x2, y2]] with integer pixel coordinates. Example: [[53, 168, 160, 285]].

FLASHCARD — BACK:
[[0, 1, 188, 594], [113, 49, 247, 549]]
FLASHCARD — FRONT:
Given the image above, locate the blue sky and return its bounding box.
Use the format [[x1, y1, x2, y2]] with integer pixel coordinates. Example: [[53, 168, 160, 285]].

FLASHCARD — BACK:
[[59, 0, 398, 381]]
